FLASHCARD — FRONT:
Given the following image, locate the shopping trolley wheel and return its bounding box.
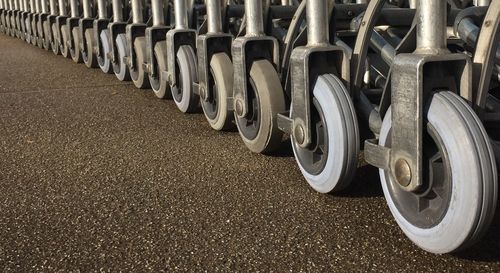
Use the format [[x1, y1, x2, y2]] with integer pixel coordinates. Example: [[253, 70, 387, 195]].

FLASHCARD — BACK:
[[150, 41, 171, 99], [98, 29, 112, 74], [130, 37, 150, 89], [83, 28, 98, 68], [171, 45, 199, 113], [379, 91, 497, 254], [113, 33, 131, 81]]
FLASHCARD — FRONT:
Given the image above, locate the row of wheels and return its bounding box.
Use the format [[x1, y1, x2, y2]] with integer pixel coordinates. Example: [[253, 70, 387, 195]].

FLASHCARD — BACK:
[[0, 1, 498, 255]]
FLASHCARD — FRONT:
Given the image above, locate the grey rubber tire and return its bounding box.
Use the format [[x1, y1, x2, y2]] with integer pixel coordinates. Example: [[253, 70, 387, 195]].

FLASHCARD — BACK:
[[235, 59, 286, 154], [171, 45, 199, 113], [70, 26, 83, 63], [42, 20, 50, 50], [130, 37, 150, 89], [83, 29, 98, 68], [150, 42, 171, 99], [24, 18, 31, 44], [60, 25, 70, 58], [50, 23, 60, 55], [98, 30, 112, 74], [379, 91, 497, 254], [36, 20, 43, 48], [202, 52, 234, 131], [292, 74, 359, 193], [113, 33, 131, 81]]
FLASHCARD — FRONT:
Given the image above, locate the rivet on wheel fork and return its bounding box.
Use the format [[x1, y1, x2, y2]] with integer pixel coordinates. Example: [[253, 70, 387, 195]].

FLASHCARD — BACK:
[[235, 99, 244, 117], [200, 86, 208, 102], [394, 158, 412, 187], [294, 124, 305, 147]]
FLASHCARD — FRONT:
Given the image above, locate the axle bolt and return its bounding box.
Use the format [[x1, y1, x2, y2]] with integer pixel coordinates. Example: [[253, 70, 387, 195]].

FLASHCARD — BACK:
[[294, 125, 305, 146], [199, 87, 207, 101], [394, 158, 412, 187], [235, 99, 244, 117]]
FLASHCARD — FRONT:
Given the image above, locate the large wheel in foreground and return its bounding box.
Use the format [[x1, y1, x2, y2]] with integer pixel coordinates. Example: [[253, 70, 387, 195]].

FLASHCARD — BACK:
[[379, 91, 497, 254], [292, 74, 359, 193], [201, 52, 235, 131], [171, 45, 199, 113], [234, 59, 286, 154]]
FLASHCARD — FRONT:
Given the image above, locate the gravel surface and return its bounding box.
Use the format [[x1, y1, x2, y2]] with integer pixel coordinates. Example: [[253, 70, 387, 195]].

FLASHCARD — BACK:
[[0, 34, 499, 272]]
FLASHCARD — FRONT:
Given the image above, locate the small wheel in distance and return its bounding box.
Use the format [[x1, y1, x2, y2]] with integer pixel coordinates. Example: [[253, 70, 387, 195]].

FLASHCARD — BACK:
[[292, 74, 359, 193], [50, 23, 60, 55], [379, 91, 497, 254], [130, 37, 150, 89], [149, 41, 171, 99], [83, 28, 98, 68], [234, 59, 286, 154], [42, 20, 50, 50], [171, 45, 199, 113], [60, 24, 70, 58], [113, 33, 131, 81], [201, 52, 235, 131], [98, 29, 113, 74], [70, 26, 83, 63], [36, 21, 43, 48]]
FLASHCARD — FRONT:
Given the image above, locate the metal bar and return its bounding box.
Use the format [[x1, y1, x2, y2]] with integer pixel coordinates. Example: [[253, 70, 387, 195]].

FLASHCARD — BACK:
[[97, 0, 106, 19], [174, 0, 188, 29], [408, 0, 418, 9], [82, 0, 91, 17], [151, 0, 164, 26], [112, 0, 122, 22], [474, 0, 491, 6], [35, 0, 40, 13], [131, 0, 143, 23], [306, 0, 328, 46], [473, 0, 500, 109], [41, 0, 47, 13], [58, 0, 66, 15], [49, 0, 57, 15], [69, 0, 78, 17], [206, 0, 222, 33], [416, 0, 447, 53], [245, 0, 264, 36]]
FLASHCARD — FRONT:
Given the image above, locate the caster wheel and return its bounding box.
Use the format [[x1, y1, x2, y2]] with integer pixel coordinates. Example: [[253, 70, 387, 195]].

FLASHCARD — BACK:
[[60, 25, 70, 58], [83, 29, 98, 68], [51, 23, 60, 55], [70, 27, 83, 63], [31, 20, 37, 45], [24, 18, 31, 43], [379, 91, 497, 254], [113, 33, 131, 81], [171, 45, 199, 113], [234, 59, 286, 154], [292, 74, 359, 193], [98, 29, 113, 74], [149, 41, 171, 99], [36, 21, 43, 48], [130, 37, 150, 89], [201, 52, 235, 131], [42, 21, 51, 50]]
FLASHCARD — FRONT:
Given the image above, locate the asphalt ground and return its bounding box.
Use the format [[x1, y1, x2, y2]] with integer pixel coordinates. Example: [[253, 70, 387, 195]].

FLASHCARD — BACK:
[[0, 33, 499, 272]]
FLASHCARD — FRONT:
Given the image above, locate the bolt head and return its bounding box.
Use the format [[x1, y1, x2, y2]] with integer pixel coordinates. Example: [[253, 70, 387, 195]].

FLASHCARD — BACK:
[[235, 100, 244, 117], [294, 125, 305, 146], [394, 158, 412, 187]]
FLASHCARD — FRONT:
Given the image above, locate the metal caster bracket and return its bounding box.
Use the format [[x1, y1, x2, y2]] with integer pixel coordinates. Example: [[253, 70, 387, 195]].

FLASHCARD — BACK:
[[365, 53, 472, 192], [78, 18, 94, 52], [93, 18, 109, 59], [144, 25, 170, 77], [197, 32, 233, 104], [107, 21, 127, 65], [166, 28, 197, 90], [232, 35, 279, 118], [277, 45, 350, 148], [125, 23, 147, 71]]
